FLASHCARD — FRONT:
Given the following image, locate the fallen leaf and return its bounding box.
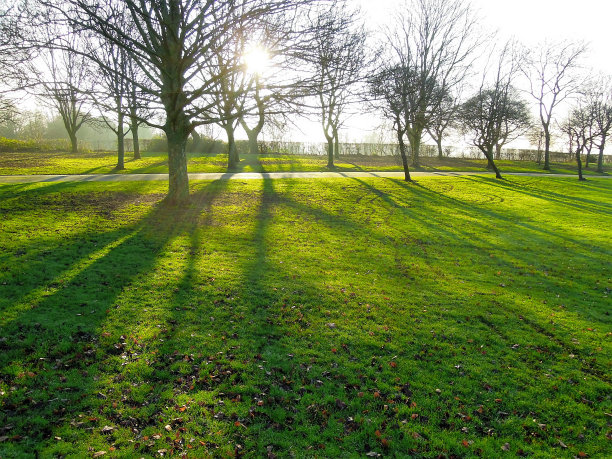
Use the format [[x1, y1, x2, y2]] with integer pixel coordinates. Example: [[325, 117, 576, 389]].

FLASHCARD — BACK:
[[93, 452, 106, 458], [101, 426, 114, 434], [502, 443, 510, 451]]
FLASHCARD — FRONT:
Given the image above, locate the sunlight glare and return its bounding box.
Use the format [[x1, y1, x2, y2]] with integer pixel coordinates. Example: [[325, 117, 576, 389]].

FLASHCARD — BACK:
[[244, 46, 270, 76]]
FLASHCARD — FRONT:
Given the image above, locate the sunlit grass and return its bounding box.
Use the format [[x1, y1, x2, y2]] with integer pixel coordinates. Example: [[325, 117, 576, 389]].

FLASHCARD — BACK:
[[0, 150, 609, 176], [0, 176, 610, 457]]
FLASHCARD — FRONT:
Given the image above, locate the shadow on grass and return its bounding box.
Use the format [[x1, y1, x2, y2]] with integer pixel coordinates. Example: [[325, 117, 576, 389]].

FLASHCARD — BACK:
[[0, 180, 232, 453], [463, 175, 612, 215], [1, 176, 610, 456]]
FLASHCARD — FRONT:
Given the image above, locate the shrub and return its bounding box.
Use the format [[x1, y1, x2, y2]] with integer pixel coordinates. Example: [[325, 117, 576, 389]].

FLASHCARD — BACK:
[[0, 137, 72, 152]]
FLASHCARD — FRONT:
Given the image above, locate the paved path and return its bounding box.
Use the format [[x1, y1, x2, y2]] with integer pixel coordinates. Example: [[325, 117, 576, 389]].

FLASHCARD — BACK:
[[0, 171, 609, 183]]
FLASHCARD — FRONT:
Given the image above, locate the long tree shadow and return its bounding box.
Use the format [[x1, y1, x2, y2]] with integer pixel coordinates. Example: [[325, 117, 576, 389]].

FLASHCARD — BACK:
[[390, 177, 609, 258], [0, 181, 159, 309], [3, 176, 609, 456], [0, 179, 231, 454], [464, 175, 612, 215]]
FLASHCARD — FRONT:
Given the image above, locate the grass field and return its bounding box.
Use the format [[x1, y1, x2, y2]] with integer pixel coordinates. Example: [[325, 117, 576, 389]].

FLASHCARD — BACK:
[[0, 149, 609, 176], [0, 176, 610, 457]]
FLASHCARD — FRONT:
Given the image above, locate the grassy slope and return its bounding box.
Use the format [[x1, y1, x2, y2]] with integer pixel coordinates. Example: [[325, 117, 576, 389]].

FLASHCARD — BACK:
[[0, 150, 609, 176], [0, 176, 610, 458]]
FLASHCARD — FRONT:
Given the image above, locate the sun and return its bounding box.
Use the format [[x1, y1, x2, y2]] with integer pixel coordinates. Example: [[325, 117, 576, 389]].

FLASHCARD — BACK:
[[243, 46, 270, 76]]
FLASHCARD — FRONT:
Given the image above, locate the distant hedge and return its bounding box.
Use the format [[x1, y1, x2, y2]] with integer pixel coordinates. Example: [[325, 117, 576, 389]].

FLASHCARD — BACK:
[[0, 137, 72, 152]]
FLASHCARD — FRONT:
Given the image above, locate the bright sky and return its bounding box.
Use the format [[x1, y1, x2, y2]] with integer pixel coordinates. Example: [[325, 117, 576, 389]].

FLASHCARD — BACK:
[[358, 0, 612, 73], [289, 0, 612, 144]]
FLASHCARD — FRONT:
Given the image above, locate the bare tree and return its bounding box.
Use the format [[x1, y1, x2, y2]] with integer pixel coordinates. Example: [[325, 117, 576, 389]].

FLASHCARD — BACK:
[[89, 36, 132, 169], [238, 20, 308, 156], [308, 4, 367, 168], [386, 0, 480, 168], [205, 11, 251, 169], [426, 88, 460, 160], [0, 2, 34, 124], [586, 76, 612, 174], [459, 46, 531, 179], [0, 2, 31, 90], [495, 93, 533, 160], [369, 64, 414, 181], [39, 0, 320, 204], [29, 36, 94, 153], [527, 126, 546, 164], [519, 41, 587, 170], [560, 102, 599, 181], [125, 49, 152, 160]]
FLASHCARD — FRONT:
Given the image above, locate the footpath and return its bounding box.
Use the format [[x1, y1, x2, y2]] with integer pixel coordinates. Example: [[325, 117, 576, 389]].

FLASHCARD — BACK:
[[1, 171, 609, 183]]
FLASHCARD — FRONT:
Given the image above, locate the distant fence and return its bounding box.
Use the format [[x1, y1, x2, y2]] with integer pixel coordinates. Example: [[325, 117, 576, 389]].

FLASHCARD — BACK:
[[256, 141, 612, 164], [86, 136, 611, 165]]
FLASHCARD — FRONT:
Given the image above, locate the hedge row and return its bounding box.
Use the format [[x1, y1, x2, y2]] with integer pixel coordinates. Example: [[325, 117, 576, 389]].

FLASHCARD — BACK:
[[0, 137, 72, 152]]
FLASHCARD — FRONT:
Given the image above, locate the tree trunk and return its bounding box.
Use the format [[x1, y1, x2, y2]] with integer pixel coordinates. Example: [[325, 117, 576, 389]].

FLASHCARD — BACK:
[[436, 137, 444, 159], [326, 136, 334, 168], [397, 130, 411, 182], [116, 112, 125, 170], [246, 130, 259, 155], [166, 127, 190, 204], [131, 115, 141, 160], [333, 126, 340, 160], [585, 145, 591, 168], [543, 126, 551, 170], [225, 125, 238, 169], [241, 79, 265, 155], [407, 129, 421, 167], [597, 135, 606, 173], [483, 147, 502, 179], [68, 130, 78, 154], [576, 148, 586, 181]]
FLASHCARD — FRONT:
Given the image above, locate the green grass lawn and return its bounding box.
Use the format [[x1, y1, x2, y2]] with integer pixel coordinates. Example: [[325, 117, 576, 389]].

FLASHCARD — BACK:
[[0, 149, 609, 176], [0, 176, 610, 457]]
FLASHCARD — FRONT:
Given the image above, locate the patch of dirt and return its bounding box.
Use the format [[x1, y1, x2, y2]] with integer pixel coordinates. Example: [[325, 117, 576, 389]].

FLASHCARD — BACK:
[[1, 191, 165, 217], [0, 152, 52, 169]]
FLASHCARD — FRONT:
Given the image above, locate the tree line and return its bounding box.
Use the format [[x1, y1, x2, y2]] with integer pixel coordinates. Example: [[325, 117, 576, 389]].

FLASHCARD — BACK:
[[0, 0, 610, 202]]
